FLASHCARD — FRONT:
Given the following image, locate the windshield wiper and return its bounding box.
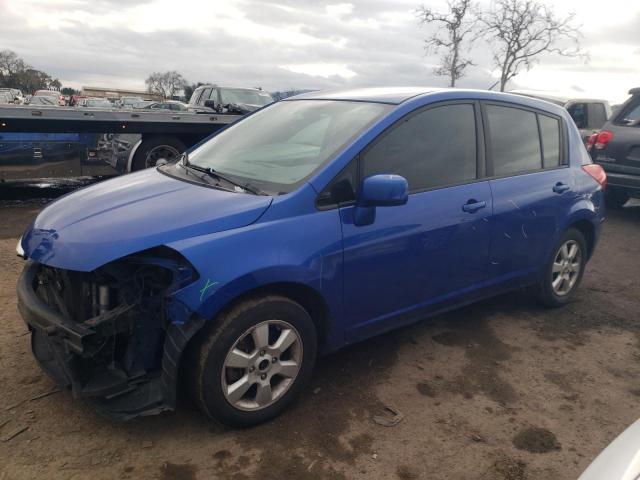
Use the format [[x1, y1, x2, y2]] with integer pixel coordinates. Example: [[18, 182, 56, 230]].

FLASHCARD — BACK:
[[183, 161, 267, 195]]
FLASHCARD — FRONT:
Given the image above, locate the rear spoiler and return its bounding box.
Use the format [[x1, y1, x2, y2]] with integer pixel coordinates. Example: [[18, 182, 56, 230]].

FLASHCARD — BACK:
[[629, 87, 640, 95]]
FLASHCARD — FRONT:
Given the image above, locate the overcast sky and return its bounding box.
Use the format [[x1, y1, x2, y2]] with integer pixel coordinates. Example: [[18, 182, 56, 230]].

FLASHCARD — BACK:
[[1, 0, 639, 104]]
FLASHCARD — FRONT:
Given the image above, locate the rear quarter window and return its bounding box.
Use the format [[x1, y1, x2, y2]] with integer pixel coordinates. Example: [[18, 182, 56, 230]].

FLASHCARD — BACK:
[[538, 114, 561, 168]]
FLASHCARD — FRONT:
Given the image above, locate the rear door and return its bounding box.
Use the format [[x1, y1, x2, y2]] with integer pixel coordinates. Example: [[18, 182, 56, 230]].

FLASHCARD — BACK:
[[483, 103, 574, 284], [340, 101, 493, 341]]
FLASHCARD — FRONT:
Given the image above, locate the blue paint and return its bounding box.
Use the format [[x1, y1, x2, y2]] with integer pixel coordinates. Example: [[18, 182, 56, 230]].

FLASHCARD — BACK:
[[20, 87, 605, 354]]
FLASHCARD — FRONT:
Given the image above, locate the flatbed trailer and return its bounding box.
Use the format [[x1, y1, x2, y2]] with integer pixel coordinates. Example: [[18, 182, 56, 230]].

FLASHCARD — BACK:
[[0, 105, 242, 180]]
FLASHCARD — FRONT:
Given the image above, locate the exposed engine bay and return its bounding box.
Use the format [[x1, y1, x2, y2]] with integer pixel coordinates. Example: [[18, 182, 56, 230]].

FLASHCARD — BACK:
[[17, 247, 204, 419]]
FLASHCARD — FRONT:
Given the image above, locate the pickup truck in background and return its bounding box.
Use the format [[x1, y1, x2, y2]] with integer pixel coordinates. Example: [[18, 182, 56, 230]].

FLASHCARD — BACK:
[[0, 103, 242, 181], [510, 90, 612, 144], [188, 85, 274, 114]]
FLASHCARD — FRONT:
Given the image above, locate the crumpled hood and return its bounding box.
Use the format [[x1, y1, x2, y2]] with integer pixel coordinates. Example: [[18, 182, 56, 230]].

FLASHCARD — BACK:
[[21, 168, 272, 271]]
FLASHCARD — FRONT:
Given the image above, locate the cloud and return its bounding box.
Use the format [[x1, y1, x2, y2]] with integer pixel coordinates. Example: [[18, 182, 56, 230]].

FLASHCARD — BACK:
[[0, 0, 637, 104]]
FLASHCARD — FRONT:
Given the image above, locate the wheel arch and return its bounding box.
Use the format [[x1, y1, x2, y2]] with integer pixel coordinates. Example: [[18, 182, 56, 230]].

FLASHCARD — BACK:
[[190, 279, 334, 354]]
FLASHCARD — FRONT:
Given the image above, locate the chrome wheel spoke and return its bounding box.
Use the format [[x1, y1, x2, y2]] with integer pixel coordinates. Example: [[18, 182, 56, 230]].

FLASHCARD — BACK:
[[277, 360, 299, 378], [255, 383, 273, 406], [567, 243, 578, 261], [552, 262, 563, 273], [226, 375, 254, 403], [552, 274, 563, 289], [252, 323, 270, 349], [272, 329, 296, 355], [226, 348, 253, 369]]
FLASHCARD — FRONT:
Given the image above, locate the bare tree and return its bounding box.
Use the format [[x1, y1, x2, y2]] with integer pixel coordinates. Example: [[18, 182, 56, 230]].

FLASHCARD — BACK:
[[0, 50, 27, 78], [479, 0, 585, 92], [416, 0, 478, 87], [145, 71, 187, 99]]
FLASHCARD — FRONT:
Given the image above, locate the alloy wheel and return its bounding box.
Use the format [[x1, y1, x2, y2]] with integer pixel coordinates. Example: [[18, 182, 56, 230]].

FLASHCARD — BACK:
[[221, 320, 303, 411], [551, 240, 582, 296]]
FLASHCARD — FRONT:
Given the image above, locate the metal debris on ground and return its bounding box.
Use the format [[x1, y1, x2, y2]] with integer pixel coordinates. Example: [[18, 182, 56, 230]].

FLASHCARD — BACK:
[[372, 404, 404, 427]]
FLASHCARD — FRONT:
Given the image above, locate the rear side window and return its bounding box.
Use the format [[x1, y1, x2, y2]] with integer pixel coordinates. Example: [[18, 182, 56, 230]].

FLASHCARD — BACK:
[[589, 103, 607, 129], [362, 103, 477, 192], [486, 105, 542, 175], [618, 101, 640, 126], [567, 103, 588, 129], [538, 114, 561, 168]]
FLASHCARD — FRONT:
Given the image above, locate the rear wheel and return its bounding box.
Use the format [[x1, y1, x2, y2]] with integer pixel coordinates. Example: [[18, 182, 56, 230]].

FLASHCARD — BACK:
[[188, 295, 317, 427], [131, 136, 185, 171], [537, 228, 587, 307], [605, 188, 629, 209]]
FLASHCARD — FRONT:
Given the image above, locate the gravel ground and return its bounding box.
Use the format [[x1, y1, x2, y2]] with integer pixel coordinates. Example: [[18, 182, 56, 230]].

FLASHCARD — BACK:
[[0, 182, 639, 480]]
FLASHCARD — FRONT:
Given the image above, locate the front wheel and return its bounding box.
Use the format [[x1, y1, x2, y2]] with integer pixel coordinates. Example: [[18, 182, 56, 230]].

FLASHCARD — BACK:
[[537, 228, 587, 307], [188, 295, 317, 427]]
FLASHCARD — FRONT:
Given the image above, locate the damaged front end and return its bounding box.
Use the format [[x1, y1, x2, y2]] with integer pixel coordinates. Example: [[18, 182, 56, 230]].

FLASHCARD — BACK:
[[17, 247, 204, 420]]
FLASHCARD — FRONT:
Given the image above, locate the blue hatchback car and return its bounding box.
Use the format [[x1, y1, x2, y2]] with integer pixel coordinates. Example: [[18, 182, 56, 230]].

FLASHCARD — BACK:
[[17, 88, 606, 426]]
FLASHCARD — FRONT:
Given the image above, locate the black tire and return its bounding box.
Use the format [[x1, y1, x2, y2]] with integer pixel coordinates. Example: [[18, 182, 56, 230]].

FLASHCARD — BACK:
[[605, 188, 629, 209], [537, 228, 588, 308], [131, 136, 185, 171], [188, 295, 317, 427]]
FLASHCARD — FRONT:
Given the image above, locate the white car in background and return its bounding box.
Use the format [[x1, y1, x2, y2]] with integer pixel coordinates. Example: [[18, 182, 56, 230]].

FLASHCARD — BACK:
[[578, 420, 640, 480]]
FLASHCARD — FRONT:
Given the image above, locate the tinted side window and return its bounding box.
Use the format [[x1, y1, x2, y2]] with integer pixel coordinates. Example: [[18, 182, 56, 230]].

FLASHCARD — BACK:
[[538, 114, 561, 168], [589, 103, 607, 129], [567, 103, 588, 129], [486, 105, 542, 176], [200, 88, 213, 104], [618, 101, 640, 126], [362, 104, 477, 192]]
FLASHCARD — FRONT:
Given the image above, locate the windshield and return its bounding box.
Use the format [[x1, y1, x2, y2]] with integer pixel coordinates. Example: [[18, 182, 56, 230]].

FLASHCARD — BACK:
[[219, 88, 274, 106], [187, 100, 391, 194]]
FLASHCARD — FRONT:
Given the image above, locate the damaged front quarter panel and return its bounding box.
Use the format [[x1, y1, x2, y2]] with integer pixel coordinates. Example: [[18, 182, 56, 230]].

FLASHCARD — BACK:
[[17, 246, 204, 420]]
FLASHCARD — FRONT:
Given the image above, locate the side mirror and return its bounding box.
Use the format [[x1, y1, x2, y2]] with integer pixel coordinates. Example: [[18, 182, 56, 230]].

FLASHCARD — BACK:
[[204, 99, 217, 110], [354, 174, 408, 226]]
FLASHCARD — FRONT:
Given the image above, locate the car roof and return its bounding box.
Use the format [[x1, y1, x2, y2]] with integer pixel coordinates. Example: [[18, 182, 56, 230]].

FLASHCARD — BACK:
[[282, 87, 570, 118], [195, 85, 266, 92], [509, 89, 609, 105], [290, 87, 442, 104]]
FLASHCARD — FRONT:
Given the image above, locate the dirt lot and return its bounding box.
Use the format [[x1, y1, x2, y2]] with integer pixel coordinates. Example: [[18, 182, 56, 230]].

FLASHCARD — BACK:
[[1, 182, 639, 480]]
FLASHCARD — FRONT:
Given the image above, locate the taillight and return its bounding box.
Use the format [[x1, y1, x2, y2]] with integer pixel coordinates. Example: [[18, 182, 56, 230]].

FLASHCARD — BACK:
[[587, 130, 614, 152], [582, 164, 607, 190]]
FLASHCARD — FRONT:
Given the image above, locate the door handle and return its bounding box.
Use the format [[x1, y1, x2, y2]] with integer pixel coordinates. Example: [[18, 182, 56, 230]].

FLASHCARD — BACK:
[[462, 200, 487, 213], [553, 182, 570, 194]]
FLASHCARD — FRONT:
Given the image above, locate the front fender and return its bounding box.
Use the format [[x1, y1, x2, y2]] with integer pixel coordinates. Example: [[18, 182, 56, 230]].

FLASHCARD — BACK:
[[166, 204, 344, 347]]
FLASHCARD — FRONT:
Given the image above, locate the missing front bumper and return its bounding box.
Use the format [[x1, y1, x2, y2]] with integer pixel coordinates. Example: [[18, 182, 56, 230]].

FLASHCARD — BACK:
[[17, 260, 204, 420]]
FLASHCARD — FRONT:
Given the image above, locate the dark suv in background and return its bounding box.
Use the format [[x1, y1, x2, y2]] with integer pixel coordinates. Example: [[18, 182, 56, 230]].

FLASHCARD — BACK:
[[588, 87, 640, 208]]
